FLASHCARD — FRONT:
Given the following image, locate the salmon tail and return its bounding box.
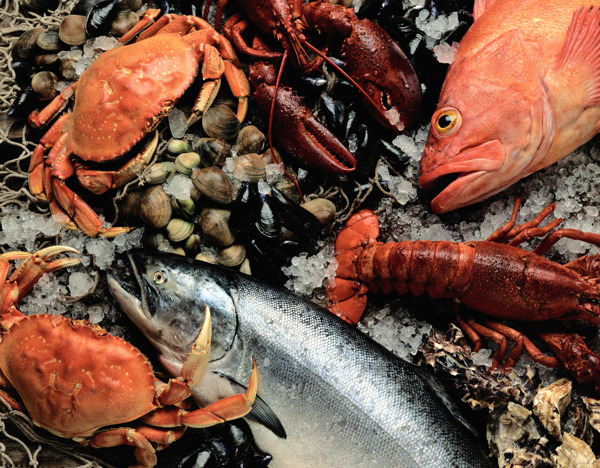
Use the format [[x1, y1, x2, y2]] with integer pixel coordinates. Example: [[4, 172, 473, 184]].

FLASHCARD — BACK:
[[556, 6, 600, 106]]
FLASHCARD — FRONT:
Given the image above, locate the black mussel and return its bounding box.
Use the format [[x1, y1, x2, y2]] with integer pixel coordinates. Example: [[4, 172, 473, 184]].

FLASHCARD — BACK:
[[247, 237, 288, 285], [85, 0, 122, 37], [252, 193, 280, 241], [148, 0, 201, 16], [8, 87, 40, 118], [11, 61, 34, 87], [177, 420, 272, 468], [20, 0, 60, 11], [228, 181, 260, 234], [269, 187, 321, 238]]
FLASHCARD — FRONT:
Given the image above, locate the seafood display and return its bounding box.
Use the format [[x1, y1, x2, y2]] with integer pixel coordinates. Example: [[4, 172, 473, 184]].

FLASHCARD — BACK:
[[3, 0, 600, 466], [107, 249, 493, 467], [419, 0, 600, 213], [328, 199, 600, 389]]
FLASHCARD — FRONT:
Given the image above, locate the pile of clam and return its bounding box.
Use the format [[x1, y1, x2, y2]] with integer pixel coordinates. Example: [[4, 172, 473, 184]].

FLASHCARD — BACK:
[[10, 0, 142, 118], [123, 104, 336, 282]]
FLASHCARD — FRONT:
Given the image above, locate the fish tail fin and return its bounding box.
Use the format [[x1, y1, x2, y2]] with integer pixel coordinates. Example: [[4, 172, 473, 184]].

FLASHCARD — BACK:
[[556, 6, 600, 106]]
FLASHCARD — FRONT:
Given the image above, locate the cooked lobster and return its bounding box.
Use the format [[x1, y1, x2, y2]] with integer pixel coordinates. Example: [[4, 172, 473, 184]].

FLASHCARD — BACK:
[[327, 199, 600, 390]]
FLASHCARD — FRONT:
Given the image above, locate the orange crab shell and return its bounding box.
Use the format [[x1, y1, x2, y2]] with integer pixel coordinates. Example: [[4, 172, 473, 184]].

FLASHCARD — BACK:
[[0, 314, 156, 438], [69, 34, 199, 162]]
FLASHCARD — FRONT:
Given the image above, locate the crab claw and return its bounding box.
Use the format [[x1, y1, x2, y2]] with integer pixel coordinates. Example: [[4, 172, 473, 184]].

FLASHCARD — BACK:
[[0, 246, 80, 320], [253, 83, 357, 174], [538, 332, 600, 392]]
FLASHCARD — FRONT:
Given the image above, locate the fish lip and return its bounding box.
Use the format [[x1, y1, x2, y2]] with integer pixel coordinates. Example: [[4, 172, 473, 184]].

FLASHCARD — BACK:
[[429, 171, 487, 213]]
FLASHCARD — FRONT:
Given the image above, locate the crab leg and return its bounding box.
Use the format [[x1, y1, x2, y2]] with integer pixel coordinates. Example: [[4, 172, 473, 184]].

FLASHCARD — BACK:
[[28, 84, 75, 129], [88, 427, 157, 467]]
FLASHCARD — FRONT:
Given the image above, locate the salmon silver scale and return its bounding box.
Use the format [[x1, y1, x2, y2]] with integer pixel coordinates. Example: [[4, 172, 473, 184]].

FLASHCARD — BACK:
[[107, 249, 492, 467]]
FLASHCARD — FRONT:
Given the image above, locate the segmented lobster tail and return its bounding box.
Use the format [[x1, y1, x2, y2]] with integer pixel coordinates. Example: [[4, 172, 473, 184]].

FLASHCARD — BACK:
[[327, 209, 379, 324]]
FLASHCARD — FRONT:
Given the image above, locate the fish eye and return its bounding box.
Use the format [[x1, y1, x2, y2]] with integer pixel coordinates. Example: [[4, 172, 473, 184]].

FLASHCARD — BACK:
[[153, 270, 167, 284], [432, 107, 462, 137]]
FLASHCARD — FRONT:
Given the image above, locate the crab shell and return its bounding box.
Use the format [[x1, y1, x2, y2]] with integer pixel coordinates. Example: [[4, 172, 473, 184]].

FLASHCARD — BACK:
[[69, 34, 199, 162], [0, 314, 156, 438]]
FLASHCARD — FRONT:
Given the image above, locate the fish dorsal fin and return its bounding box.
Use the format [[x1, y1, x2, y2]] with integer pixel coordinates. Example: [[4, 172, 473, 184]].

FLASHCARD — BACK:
[[224, 374, 287, 438], [473, 0, 497, 21], [556, 6, 600, 106]]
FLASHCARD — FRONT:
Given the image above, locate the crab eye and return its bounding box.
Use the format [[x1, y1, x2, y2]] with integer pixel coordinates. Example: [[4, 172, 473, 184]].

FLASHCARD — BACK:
[[432, 107, 462, 137], [153, 270, 167, 284]]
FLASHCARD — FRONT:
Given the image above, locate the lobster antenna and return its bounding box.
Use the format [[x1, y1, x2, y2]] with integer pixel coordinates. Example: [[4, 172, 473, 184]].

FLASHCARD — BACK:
[[268, 49, 305, 201], [302, 40, 390, 129]]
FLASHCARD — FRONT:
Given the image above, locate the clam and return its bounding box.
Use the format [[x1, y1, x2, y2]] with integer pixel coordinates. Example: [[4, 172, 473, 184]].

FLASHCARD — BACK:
[[109, 10, 140, 37], [175, 152, 201, 175], [217, 243, 246, 267], [190, 186, 202, 202], [138, 185, 172, 229], [200, 208, 235, 247], [143, 231, 170, 251], [172, 198, 195, 219], [167, 139, 193, 156], [202, 104, 240, 141], [184, 234, 202, 255], [301, 198, 336, 226], [59, 15, 88, 46], [120, 190, 143, 223], [144, 161, 175, 184], [261, 147, 282, 165], [195, 251, 218, 264], [166, 218, 194, 243], [31, 71, 59, 101], [274, 177, 301, 204], [36, 30, 62, 52], [191, 167, 234, 204], [236, 125, 266, 155], [12, 28, 44, 61], [59, 58, 77, 81], [234, 153, 267, 182], [34, 53, 60, 67], [195, 137, 231, 168]]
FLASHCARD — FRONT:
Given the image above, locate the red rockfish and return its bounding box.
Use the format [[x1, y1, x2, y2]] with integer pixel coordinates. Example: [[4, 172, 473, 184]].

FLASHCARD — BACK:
[[419, 0, 600, 213]]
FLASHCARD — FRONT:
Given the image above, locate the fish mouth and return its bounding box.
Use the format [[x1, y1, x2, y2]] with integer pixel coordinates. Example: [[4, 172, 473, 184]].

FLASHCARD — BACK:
[[419, 139, 505, 213]]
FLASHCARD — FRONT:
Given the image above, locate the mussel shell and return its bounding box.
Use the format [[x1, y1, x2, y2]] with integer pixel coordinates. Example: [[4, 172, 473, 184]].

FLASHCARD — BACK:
[[59, 15, 89, 46], [31, 71, 59, 101], [8, 87, 40, 118], [236, 125, 266, 155], [217, 243, 246, 267], [246, 237, 288, 285], [252, 193, 280, 240], [138, 185, 172, 229], [191, 166, 233, 205], [20, 0, 60, 11], [85, 0, 120, 37], [36, 30, 62, 52], [200, 208, 235, 247], [166, 218, 194, 243], [234, 153, 266, 182], [228, 181, 260, 233], [301, 198, 336, 226], [109, 10, 140, 37], [12, 61, 34, 87], [195, 137, 231, 168], [11, 28, 44, 61], [202, 104, 241, 141], [270, 187, 321, 237]]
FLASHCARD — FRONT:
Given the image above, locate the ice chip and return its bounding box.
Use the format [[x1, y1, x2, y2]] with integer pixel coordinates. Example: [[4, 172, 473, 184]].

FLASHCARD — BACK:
[[164, 174, 192, 200], [69, 271, 95, 297], [168, 108, 188, 138]]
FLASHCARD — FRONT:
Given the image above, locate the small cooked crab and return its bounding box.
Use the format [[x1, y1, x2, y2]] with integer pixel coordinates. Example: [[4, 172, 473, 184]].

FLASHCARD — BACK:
[[28, 13, 250, 237], [0, 247, 257, 467]]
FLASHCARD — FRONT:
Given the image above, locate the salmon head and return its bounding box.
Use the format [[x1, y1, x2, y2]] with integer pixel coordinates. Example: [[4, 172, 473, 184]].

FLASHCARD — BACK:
[[419, 29, 554, 213]]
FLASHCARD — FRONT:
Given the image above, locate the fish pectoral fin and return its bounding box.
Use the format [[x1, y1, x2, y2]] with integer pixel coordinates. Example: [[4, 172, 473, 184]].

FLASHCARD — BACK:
[[473, 0, 498, 21], [226, 376, 287, 439], [555, 6, 600, 106]]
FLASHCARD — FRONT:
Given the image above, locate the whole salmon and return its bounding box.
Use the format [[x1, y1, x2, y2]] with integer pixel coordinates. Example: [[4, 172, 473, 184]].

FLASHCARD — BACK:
[[107, 250, 492, 468], [419, 0, 600, 213]]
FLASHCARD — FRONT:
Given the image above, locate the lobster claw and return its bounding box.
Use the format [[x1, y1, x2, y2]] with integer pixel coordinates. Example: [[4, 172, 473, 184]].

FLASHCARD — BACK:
[[253, 82, 357, 174], [341, 19, 421, 132]]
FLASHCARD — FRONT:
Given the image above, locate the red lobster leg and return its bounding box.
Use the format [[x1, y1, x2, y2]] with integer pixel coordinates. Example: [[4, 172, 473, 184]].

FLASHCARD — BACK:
[[253, 83, 356, 174], [538, 332, 600, 392]]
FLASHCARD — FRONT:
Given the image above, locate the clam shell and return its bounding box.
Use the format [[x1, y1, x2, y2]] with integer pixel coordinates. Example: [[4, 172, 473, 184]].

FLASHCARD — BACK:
[[12, 28, 44, 61], [119, 0, 142, 10], [191, 167, 233, 204], [109, 10, 140, 37], [59, 15, 88, 46], [120, 190, 143, 223], [217, 243, 246, 267], [301, 198, 336, 226], [175, 152, 201, 175], [139, 185, 172, 229], [144, 161, 175, 184], [36, 29, 61, 51], [172, 198, 195, 219], [184, 233, 202, 255], [239, 258, 252, 275], [143, 231, 170, 251], [59, 57, 77, 81], [200, 207, 235, 247], [236, 125, 266, 155], [195, 137, 231, 168], [195, 251, 218, 264], [34, 53, 60, 67], [166, 218, 194, 243], [202, 104, 240, 141], [31, 71, 59, 101], [167, 139, 193, 155], [234, 153, 266, 182]]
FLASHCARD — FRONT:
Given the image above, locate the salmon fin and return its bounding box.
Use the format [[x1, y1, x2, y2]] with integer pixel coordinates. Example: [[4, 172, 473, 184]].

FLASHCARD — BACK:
[[556, 6, 600, 106], [473, 0, 498, 21]]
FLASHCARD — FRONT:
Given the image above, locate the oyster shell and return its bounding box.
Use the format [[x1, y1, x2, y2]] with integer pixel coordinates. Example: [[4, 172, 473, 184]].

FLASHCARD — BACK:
[[532, 378, 572, 440]]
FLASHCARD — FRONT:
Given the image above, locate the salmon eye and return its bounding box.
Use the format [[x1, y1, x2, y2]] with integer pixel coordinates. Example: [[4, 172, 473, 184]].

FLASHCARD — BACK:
[[153, 270, 167, 284], [433, 108, 462, 137]]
